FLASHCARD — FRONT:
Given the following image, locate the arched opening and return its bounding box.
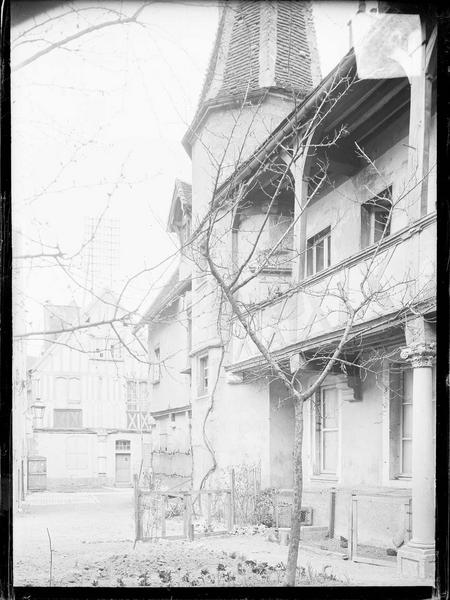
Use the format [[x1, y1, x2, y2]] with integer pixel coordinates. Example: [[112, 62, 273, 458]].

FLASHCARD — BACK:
[[232, 165, 295, 276]]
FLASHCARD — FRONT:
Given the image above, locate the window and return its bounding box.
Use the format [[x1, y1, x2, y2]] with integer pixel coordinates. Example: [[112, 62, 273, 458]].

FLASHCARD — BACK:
[[268, 197, 294, 255], [198, 354, 209, 396], [388, 364, 435, 479], [389, 365, 428, 478], [68, 377, 81, 404], [54, 409, 82, 428], [187, 309, 192, 352], [66, 435, 88, 469], [389, 366, 412, 477], [115, 440, 130, 452], [152, 347, 161, 384], [127, 380, 137, 411], [361, 187, 392, 248], [313, 387, 339, 475], [110, 343, 122, 360], [55, 376, 81, 404], [92, 337, 107, 358], [138, 381, 148, 408], [126, 380, 150, 430], [32, 378, 40, 401], [55, 376, 66, 400], [306, 227, 331, 276], [400, 369, 413, 476], [90, 336, 122, 360]]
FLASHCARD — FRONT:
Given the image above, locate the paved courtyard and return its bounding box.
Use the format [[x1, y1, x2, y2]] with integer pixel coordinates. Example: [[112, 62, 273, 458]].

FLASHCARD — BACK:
[[14, 488, 431, 587]]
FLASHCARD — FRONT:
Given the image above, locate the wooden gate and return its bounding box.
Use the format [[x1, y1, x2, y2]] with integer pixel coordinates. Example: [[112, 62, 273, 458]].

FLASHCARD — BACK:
[[27, 456, 47, 491], [134, 476, 234, 542]]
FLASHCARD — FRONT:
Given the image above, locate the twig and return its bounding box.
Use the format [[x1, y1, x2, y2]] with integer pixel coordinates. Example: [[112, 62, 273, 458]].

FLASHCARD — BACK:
[[46, 528, 53, 587]]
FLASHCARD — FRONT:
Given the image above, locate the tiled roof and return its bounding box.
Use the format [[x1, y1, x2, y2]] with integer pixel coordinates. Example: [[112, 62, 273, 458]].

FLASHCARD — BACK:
[[185, 1, 321, 152]]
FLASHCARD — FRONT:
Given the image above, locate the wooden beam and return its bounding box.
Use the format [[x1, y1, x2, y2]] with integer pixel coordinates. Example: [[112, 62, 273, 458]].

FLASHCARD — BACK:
[[325, 79, 386, 133], [355, 98, 409, 146], [345, 81, 409, 135]]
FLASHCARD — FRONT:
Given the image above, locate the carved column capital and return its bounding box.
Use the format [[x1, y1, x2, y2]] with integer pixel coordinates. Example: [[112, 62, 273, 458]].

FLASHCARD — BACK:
[[400, 342, 436, 368]]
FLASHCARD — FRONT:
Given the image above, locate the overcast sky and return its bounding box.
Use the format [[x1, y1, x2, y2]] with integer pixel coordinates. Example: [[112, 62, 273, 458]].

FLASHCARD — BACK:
[[11, 1, 359, 335]]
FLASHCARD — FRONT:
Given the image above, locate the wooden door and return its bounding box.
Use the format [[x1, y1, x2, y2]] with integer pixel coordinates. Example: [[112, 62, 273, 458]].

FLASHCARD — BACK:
[[27, 456, 47, 491], [115, 453, 131, 485]]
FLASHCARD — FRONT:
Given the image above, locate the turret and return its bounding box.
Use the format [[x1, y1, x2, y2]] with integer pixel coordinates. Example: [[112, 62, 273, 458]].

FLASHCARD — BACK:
[[185, 0, 321, 210]]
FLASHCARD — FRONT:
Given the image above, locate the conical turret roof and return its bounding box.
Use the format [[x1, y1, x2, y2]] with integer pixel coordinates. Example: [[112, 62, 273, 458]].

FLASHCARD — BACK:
[[183, 1, 321, 152]]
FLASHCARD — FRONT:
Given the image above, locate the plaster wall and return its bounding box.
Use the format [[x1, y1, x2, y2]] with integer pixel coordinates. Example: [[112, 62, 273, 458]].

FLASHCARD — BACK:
[[191, 97, 294, 217], [30, 318, 148, 433], [148, 307, 191, 414], [191, 351, 271, 489], [32, 430, 146, 490], [304, 125, 409, 266], [299, 364, 412, 546], [269, 380, 294, 488]]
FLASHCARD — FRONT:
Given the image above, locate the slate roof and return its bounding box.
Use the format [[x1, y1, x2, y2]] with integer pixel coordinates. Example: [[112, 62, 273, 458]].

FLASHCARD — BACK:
[[184, 1, 321, 153]]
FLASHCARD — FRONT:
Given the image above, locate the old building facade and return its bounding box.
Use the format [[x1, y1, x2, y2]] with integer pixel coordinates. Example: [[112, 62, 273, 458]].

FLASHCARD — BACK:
[[140, 2, 436, 579], [26, 292, 152, 491]]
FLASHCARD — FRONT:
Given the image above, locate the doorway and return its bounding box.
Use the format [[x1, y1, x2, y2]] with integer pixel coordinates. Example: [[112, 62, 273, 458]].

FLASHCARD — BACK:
[[115, 453, 131, 485], [27, 456, 47, 491]]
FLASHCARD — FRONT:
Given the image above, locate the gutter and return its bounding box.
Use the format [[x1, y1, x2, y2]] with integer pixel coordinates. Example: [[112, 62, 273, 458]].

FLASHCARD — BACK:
[[188, 49, 357, 199]]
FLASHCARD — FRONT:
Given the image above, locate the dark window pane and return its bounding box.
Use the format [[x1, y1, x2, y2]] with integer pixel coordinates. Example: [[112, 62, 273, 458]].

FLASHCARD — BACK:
[[306, 246, 313, 276], [316, 239, 324, 272], [373, 209, 390, 242]]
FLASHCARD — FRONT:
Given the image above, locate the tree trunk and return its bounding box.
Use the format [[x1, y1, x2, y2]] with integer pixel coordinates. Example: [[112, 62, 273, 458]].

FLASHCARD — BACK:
[[285, 397, 304, 586]]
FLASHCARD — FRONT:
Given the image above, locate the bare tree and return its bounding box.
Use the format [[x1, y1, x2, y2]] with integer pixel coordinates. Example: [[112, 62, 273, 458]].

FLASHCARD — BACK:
[[11, 2, 436, 588]]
